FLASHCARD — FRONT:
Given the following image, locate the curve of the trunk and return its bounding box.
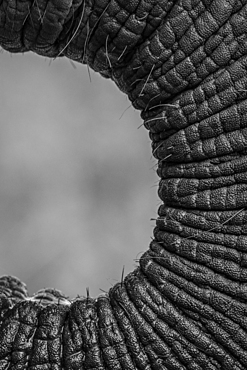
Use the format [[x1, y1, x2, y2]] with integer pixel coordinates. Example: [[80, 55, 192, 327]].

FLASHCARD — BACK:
[[0, 0, 247, 369]]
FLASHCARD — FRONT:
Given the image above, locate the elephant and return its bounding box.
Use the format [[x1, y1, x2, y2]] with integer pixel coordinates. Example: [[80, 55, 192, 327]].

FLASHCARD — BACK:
[[0, 0, 247, 368]]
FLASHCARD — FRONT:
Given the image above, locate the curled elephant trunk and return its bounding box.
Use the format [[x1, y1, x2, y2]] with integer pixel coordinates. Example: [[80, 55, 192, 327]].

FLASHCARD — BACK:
[[1, 0, 247, 369]]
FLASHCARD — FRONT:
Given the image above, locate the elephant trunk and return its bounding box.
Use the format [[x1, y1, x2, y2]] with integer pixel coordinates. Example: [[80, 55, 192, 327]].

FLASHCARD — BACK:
[[0, 0, 172, 75], [1, 0, 247, 369]]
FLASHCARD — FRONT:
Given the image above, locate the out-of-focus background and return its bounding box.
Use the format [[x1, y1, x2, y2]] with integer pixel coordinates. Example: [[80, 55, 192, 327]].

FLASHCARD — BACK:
[[0, 51, 159, 298]]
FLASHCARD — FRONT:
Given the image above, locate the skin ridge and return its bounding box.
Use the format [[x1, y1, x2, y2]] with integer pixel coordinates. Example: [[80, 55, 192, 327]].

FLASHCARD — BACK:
[[0, 0, 247, 369]]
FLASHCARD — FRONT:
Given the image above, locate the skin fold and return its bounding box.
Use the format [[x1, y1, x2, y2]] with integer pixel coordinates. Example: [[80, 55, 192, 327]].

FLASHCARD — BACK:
[[0, 0, 247, 368]]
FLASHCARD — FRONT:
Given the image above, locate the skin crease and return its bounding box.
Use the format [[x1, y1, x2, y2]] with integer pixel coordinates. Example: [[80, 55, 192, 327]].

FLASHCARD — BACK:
[[1, 0, 247, 369]]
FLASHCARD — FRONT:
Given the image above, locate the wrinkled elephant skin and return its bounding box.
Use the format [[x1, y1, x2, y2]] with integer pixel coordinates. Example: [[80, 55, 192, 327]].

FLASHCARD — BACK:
[[0, 0, 247, 369]]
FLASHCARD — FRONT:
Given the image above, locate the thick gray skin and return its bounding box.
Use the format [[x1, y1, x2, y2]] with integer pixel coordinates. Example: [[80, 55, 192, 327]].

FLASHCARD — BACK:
[[0, 0, 247, 369]]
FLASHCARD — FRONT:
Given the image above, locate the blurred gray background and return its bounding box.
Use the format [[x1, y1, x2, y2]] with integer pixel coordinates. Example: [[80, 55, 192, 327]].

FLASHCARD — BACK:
[[0, 51, 159, 298]]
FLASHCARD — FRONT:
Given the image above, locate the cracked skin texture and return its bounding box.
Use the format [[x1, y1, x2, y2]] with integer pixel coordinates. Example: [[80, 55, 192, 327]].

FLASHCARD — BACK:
[[0, 0, 247, 368]]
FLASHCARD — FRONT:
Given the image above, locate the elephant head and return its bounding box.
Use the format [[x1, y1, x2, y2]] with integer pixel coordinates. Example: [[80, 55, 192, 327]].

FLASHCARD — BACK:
[[0, 0, 247, 369]]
